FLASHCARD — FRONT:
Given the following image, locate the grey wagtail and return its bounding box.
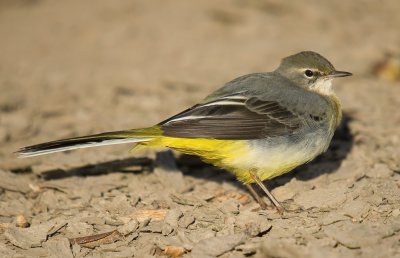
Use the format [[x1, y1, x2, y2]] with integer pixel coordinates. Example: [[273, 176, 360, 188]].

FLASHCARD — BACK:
[[18, 51, 352, 213]]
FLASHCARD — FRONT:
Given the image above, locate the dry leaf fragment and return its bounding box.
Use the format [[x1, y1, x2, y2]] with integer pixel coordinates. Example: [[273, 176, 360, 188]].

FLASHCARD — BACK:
[[69, 230, 122, 249], [170, 194, 200, 206], [164, 245, 185, 258], [129, 209, 167, 222]]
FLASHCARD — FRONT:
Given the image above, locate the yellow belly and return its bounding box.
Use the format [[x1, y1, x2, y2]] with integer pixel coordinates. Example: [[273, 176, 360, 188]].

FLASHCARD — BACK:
[[139, 137, 311, 184]]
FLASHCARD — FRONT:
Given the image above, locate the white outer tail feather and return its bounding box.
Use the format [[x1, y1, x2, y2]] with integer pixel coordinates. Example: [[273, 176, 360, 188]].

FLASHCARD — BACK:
[[18, 138, 152, 158]]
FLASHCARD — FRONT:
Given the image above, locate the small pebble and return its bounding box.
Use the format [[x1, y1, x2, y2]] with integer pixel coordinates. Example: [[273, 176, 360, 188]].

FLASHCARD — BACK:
[[16, 215, 30, 228]]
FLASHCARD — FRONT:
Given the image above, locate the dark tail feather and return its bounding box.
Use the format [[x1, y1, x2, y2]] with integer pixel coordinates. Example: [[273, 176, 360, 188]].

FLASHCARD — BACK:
[[17, 130, 152, 158]]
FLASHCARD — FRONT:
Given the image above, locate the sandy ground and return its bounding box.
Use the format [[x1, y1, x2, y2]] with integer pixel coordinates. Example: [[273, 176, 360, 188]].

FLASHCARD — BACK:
[[1, 0, 400, 257]]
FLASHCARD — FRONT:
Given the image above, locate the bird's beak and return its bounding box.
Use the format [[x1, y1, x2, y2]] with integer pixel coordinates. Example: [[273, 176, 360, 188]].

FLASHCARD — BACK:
[[329, 70, 352, 78]]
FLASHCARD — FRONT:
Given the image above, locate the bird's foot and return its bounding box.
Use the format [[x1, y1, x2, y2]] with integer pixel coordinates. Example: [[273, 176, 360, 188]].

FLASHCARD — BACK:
[[249, 170, 285, 215]]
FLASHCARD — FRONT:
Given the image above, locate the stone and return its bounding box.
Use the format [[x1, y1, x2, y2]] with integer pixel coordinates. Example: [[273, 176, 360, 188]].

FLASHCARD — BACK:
[[43, 238, 74, 258], [191, 234, 245, 258]]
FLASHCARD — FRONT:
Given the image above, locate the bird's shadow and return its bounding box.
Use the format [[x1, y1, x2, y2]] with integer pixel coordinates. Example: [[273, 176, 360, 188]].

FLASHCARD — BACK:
[[39, 157, 153, 180], [40, 113, 354, 194]]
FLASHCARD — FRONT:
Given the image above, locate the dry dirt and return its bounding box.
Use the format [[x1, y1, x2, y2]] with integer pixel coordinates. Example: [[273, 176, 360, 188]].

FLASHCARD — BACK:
[[1, 1, 400, 257]]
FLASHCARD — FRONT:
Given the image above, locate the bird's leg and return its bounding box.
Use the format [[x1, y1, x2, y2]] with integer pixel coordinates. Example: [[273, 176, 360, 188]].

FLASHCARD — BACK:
[[246, 184, 268, 210], [249, 170, 284, 214]]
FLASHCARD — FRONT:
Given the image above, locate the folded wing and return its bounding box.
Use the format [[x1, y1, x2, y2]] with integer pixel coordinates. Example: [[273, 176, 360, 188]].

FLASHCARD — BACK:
[[159, 94, 304, 140]]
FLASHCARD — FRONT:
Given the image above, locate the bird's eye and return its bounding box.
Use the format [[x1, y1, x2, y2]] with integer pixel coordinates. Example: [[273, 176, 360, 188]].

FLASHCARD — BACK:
[[304, 70, 314, 77]]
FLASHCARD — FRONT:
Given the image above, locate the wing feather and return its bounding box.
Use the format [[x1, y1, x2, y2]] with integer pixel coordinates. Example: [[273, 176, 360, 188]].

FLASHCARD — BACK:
[[159, 95, 304, 140]]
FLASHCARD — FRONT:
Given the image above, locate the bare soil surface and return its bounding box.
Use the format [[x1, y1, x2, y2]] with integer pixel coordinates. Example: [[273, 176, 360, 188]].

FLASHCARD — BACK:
[[1, 1, 400, 257]]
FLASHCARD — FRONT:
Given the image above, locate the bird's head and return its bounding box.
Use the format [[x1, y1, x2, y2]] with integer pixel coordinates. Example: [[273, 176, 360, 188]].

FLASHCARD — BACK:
[[275, 51, 352, 95]]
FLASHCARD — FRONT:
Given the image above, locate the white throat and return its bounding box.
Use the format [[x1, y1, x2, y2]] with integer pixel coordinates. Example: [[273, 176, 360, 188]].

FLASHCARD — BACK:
[[311, 78, 334, 95]]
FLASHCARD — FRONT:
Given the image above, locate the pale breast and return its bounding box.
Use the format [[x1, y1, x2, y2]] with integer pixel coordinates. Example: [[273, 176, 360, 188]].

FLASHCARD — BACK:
[[229, 125, 334, 182]]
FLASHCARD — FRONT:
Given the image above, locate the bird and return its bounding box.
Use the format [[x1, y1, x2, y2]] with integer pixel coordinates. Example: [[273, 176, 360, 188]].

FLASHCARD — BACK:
[[17, 51, 352, 213]]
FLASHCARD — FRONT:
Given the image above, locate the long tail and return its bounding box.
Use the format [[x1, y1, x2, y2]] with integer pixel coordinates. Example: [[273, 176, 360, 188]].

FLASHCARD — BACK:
[[17, 127, 159, 158]]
